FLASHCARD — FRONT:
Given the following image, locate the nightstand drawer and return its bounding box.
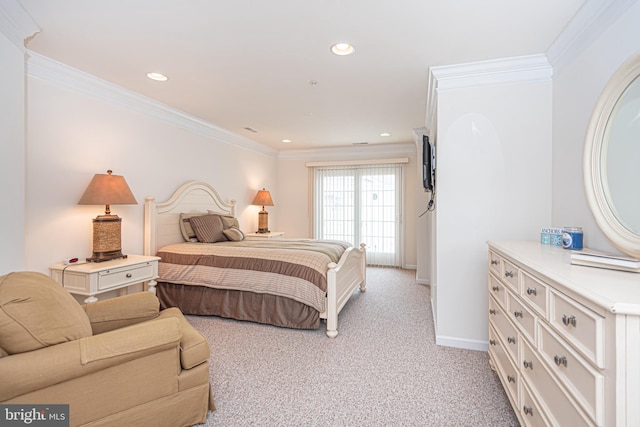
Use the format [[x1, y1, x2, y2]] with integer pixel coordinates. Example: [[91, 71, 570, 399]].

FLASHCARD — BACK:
[[98, 263, 155, 290]]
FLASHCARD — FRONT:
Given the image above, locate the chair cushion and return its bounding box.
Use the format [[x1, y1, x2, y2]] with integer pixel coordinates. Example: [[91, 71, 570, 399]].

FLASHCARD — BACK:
[[0, 271, 93, 354]]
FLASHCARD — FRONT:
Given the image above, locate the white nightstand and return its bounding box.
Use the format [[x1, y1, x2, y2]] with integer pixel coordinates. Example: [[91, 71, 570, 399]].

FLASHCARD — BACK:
[[245, 231, 285, 239], [50, 255, 160, 303]]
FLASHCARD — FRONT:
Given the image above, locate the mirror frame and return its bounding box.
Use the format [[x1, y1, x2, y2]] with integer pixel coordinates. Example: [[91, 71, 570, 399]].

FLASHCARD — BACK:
[[584, 53, 640, 259]]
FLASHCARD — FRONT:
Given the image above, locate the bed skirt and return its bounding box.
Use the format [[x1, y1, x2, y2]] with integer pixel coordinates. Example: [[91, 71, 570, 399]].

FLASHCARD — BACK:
[[156, 282, 321, 330]]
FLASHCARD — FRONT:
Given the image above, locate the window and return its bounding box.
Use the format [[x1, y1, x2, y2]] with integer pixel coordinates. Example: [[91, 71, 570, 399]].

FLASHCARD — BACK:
[[312, 163, 403, 267]]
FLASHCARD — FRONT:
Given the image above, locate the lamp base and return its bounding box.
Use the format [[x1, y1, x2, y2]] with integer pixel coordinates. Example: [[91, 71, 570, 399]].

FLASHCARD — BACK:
[[87, 252, 128, 263], [88, 214, 127, 263], [257, 210, 269, 233]]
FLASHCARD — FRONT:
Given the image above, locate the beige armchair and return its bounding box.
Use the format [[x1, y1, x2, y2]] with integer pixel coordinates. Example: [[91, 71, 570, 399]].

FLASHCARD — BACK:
[[0, 271, 215, 426]]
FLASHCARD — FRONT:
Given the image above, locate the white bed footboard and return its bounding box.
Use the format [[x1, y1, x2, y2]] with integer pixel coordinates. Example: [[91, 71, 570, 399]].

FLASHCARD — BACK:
[[322, 243, 367, 338]]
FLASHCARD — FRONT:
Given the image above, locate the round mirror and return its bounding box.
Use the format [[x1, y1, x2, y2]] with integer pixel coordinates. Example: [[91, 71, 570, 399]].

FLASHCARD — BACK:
[[584, 53, 640, 258]]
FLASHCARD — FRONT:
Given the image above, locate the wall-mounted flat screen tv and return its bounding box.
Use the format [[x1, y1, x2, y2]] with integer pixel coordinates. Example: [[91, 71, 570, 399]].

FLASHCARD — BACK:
[[423, 135, 435, 192]]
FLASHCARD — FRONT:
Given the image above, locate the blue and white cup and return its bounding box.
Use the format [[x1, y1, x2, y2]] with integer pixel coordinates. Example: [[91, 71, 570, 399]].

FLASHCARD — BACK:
[[562, 227, 583, 250]]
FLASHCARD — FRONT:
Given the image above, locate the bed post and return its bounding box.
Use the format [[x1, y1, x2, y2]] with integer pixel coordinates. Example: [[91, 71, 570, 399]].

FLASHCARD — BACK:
[[359, 243, 367, 292], [143, 196, 158, 295], [326, 261, 339, 338]]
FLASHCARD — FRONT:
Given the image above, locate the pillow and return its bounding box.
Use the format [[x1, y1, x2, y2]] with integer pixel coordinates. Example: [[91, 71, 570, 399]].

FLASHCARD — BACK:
[[189, 214, 227, 243], [223, 226, 245, 241], [207, 211, 240, 230], [179, 212, 207, 241], [0, 272, 93, 355]]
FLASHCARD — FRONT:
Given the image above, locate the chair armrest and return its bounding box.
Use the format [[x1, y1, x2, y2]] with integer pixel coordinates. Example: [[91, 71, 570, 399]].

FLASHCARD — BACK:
[[156, 308, 210, 369], [83, 292, 160, 334], [0, 317, 180, 402]]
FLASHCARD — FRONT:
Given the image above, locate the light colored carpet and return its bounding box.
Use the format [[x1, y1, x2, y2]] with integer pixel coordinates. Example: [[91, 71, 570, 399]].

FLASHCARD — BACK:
[[190, 267, 518, 426]]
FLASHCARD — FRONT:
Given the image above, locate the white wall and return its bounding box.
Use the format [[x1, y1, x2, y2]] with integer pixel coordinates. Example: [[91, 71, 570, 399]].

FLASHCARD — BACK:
[[429, 60, 553, 349], [0, 1, 39, 275], [0, 32, 26, 274], [551, 0, 640, 254], [23, 59, 279, 274]]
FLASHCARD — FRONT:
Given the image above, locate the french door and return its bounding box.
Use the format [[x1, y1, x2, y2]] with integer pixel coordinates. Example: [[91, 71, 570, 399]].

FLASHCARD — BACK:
[[312, 163, 403, 266]]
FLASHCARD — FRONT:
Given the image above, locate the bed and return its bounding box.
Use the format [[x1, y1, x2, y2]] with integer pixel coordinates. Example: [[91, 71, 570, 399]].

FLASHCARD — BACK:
[[143, 181, 366, 337]]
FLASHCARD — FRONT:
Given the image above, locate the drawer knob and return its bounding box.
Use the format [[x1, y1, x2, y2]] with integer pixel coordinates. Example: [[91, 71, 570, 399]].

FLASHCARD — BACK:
[[491, 260, 499, 265], [489, 339, 496, 346], [523, 406, 533, 416], [553, 355, 568, 367], [507, 375, 516, 383], [492, 286, 500, 292], [513, 310, 523, 319], [489, 309, 497, 315], [526, 287, 537, 296], [562, 314, 577, 327], [126, 273, 132, 278], [507, 336, 516, 344], [523, 360, 533, 369], [504, 271, 514, 278]]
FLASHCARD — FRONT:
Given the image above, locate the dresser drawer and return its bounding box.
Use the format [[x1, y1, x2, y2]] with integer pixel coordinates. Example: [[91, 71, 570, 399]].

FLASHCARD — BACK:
[[520, 381, 551, 427], [508, 291, 536, 344], [502, 260, 520, 292], [488, 273, 507, 309], [489, 251, 502, 276], [521, 340, 593, 427], [550, 290, 604, 368], [489, 325, 519, 407], [490, 295, 519, 363], [98, 263, 155, 291], [521, 272, 548, 317], [538, 322, 604, 425]]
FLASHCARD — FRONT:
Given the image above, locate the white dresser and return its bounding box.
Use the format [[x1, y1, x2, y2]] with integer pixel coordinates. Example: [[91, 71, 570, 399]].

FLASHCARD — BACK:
[[487, 241, 640, 426]]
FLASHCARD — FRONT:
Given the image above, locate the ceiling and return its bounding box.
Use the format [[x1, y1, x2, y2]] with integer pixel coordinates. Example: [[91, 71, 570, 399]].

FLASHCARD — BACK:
[[18, 0, 585, 152]]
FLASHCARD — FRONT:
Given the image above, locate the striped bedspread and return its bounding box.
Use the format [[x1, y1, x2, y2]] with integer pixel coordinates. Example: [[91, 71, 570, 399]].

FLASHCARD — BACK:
[[156, 239, 351, 312]]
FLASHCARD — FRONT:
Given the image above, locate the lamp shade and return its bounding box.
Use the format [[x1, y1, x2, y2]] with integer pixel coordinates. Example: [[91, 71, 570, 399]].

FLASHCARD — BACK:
[[78, 170, 137, 262], [251, 188, 274, 207], [78, 170, 137, 212]]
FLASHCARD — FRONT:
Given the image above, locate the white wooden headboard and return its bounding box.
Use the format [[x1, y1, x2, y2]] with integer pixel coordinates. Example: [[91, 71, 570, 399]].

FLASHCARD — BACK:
[[144, 181, 236, 256]]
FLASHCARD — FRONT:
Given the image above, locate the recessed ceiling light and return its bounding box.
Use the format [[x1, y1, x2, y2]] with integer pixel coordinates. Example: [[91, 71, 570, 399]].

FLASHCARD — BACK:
[[380, 132, 391, 137], [146, 72, 168, 82], [331, 42, 355, 56], [282, 139, 292, 143]]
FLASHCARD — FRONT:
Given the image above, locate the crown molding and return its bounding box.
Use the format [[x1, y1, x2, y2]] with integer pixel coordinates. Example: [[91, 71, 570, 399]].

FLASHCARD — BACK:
[[546, 0, 638, 74], [0, 0, 39, 49], [26, 51, 278, 158], [426, 54, 552, 127], [278, 143, 416, 160]]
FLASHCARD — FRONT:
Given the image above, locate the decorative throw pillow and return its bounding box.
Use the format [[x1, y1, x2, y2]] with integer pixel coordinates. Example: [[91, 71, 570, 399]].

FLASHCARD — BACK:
[[0, 272, 93, 355], [222, 226, 245, 241], [207, 211, 240, 230], [179, 212, 207, 241], [189, 214, 227, 243]]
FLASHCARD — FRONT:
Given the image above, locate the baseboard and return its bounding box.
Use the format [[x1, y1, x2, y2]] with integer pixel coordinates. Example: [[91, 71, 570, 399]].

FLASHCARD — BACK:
[[435, 334, 489, 352]]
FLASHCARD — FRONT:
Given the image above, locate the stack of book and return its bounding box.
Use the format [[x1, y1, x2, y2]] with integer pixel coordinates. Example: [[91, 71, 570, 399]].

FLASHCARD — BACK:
[[570, 249, 640, 273]]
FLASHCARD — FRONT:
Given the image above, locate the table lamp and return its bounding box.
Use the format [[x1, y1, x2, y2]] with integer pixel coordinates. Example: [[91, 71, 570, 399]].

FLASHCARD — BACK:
[[78, 170, 138, 262], [252, 188, 274, 233]]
